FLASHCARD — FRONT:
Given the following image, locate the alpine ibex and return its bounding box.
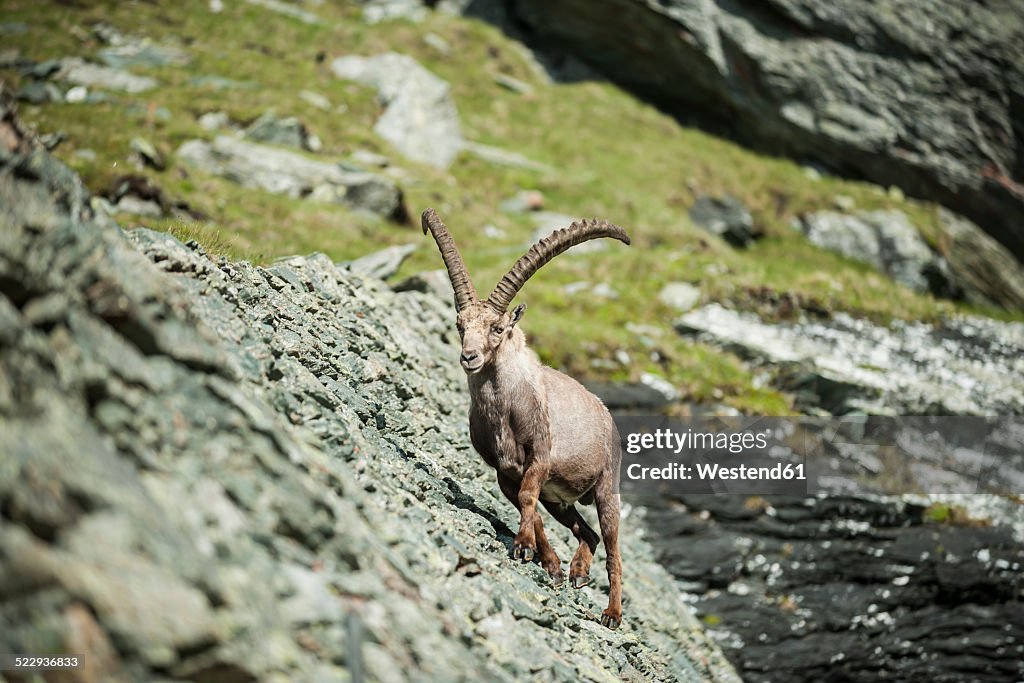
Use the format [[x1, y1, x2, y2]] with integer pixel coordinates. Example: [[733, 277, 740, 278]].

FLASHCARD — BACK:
[[422, 208, 630, 629]]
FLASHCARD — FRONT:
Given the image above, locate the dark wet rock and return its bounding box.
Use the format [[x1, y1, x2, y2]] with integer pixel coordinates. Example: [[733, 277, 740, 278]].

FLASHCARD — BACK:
[[0, 88, 738, 683], [641, 494, 1024, 683], [55, 57, 157, 93], [244, 112, 322, 153], [585, 373, 680, 412], [176, 136, 405, 219], [676, 303, 1024, 415], [794, 210, 942, 294], [343, 243, 417, 280], [331, 52, 463, 169], [495, 0, 1024, 262], [938, 209, 1024, 310], [690, 196, 758, 248]]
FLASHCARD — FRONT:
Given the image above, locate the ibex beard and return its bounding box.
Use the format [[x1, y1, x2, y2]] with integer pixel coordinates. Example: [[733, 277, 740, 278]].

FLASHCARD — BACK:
[[422, 208, 629, 629]]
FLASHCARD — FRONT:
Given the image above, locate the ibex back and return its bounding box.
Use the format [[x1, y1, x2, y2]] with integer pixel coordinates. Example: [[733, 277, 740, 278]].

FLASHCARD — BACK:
[[422, 208, 629, 629]]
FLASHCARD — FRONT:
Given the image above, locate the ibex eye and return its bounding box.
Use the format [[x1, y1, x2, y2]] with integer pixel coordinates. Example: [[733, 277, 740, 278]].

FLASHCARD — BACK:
[[492, 326, 504, 335]]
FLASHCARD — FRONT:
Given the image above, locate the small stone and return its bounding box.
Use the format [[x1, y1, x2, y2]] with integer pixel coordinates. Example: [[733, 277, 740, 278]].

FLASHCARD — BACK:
[[499, 190, 545, 213], [690, 195, 758, 247], [345, 244, 417, 280], [197, 111, 230, 130], [299, 90, 331, 110], [494, 73, 534, 95], [65, 85, 88, 103], [658, 282, 701, 312]]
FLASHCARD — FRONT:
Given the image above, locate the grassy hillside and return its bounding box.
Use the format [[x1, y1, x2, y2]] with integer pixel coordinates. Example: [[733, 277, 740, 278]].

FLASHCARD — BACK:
[[2, 0, 1010, 413]]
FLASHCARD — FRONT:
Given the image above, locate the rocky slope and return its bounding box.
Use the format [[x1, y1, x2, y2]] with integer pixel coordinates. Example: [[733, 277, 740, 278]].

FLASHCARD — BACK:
[[471, 0, 1024, 261], [0, 93, 737, 682]]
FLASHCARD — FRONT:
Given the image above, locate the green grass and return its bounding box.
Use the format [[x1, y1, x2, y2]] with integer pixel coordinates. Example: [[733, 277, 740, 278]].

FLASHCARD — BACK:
[[1, 0, 1015, 414]]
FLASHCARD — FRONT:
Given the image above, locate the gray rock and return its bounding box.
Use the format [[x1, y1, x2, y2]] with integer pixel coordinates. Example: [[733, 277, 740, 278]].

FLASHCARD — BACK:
[[331, 53, 463, 169], [794, 209, 938, 293], [98, 42, 190, 69], [189, 75, 256, 90], [463, 141, 554, 173], [130, 137, 165, 171], [493, 72, 534, 95], [344, 244, 417, 280], [197, 111, 231, 130], [15, 80, 63, 104], [529, 212, 609, 253], [690, 195, 757, 247], [244, 112, 321, 152], [499, 189, 545, 213], [114, 195, 163, 218], [243, 0, 321, 24], [505, 0, 1024, 261], [56, 57, 157, 93], [658, 282, 701, 312], [937, 209, 1024, 310], [360, 0, 428, 24], [299, 90, 331, 110], [676, 303, 1024, 415], [393, 269, 456, 303], [176, 136, 404, 219]]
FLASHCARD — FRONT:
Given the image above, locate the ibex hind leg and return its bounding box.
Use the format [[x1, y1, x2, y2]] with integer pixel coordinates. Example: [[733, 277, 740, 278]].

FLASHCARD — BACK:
[[498, 475, 563, 584], [594, 483, 622, 629], [540, 499, 599, 589]]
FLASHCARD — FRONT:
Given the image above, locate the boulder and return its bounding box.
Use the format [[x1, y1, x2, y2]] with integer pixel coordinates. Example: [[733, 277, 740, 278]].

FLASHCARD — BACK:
[[500, 0, 1024, 261], [244, 112, 321, 152], [794, 209, 941, 294], [690, 195, 757, 247], [331, 53, 463, 169], [176, 136, 404, 219]]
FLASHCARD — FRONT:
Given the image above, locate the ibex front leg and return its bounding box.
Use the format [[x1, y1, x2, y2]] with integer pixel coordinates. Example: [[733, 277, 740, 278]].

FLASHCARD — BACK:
[[497, 475, 563, 584], [511, 446, 549, 564]]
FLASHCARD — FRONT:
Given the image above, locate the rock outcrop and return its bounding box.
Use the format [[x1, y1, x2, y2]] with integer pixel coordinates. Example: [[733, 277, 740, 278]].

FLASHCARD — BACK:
[[675, 303, 1024, 415], [177, 135, 405, 219], [487, 0, 1024, 262], [0, 92, 737, 682]]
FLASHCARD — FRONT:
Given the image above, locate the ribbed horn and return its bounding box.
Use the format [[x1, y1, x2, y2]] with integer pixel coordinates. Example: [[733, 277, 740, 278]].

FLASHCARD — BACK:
[[487, 219, 631, 313], [421, 208, 478, 311]]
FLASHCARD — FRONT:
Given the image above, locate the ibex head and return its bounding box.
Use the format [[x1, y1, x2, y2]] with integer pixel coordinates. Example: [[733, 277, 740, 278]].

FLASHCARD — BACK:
[[421, 208, 631, 374]]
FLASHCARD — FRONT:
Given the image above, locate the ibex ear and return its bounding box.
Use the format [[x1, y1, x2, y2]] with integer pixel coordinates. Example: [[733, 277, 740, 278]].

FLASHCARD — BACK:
[[510, 303, 526, 327]]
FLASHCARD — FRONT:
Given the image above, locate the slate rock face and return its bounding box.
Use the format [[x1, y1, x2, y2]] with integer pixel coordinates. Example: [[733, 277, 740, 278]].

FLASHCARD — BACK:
[[498, 0, 1024, 261], [0, 90, 738, 683]]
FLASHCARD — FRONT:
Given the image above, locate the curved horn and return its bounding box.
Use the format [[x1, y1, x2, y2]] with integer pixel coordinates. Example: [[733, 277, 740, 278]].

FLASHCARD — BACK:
[[421, 208, 478, 312], [487, 219, 631, 313]]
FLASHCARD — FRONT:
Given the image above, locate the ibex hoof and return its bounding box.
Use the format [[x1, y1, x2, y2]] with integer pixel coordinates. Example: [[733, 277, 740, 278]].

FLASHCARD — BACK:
[[600, 612, 621, 630], [570, 575, 592, 589], [549, 569, 565, 587], [511, 543, 535, 562]]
